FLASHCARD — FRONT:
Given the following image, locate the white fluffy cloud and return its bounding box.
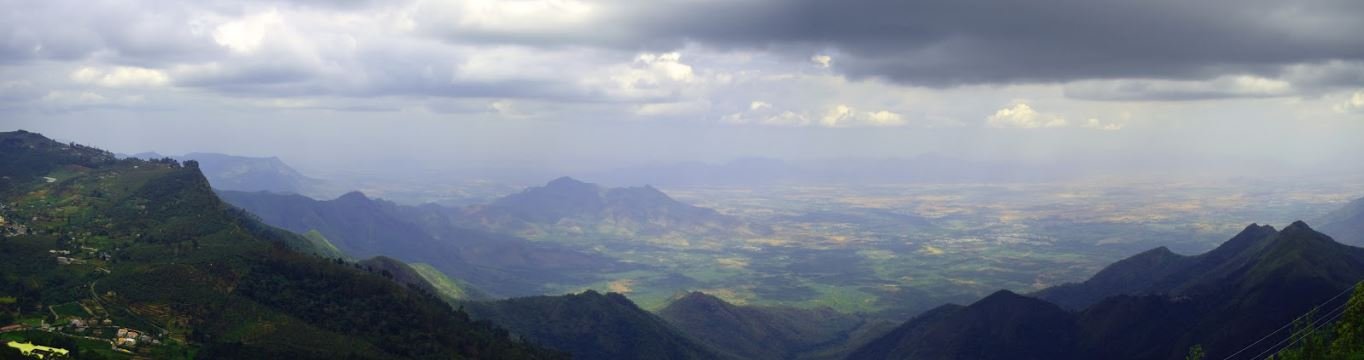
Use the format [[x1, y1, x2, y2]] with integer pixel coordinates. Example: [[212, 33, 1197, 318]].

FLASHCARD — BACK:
[[723, 103, 907, 128], [1, 0, 1360, 142], [1082, 118, 1124, 131], [1333, 90, 1364, 113], [212, 10, 283, 54], [820, 105, 906, 127], [811, 54, 832, 68], [986, 103, 1067, 129], [1063, 75, 1295, 101], [70, 66, 170, 88]]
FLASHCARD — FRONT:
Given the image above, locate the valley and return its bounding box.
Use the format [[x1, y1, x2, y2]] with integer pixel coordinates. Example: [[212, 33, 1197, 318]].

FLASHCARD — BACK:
[[337, 177, 1359, 319], [4, 130, 1364, 360]]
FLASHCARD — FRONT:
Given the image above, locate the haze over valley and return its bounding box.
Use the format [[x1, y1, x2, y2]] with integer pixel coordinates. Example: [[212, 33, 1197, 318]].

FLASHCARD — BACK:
[[4, 0, 1364, 359]]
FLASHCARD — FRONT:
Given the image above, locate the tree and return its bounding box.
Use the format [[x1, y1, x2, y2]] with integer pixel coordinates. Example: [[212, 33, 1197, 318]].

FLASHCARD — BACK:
[[1276, 311, 1329, 360], [1184, 344, 1205, 360], [1332, 284, 1364, 356]]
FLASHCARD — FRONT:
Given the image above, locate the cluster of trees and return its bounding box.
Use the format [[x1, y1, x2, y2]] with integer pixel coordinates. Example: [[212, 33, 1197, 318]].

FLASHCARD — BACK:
[[1194, 284, 1364, 360], [234, 247, 565, 359], [1272, 283, 1364, 359]]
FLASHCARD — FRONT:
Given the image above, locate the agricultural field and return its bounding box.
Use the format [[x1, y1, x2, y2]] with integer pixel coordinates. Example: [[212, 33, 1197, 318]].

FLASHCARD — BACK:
[[533, 177, 1364, 319]]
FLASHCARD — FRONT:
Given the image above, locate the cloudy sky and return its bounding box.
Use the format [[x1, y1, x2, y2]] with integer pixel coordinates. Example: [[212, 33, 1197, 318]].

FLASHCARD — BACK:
[[3, 0, 1363, 176]]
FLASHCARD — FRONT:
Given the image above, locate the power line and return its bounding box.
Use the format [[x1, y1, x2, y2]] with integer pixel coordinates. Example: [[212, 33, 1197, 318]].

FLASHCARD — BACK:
[[1243, 295, 1352, 360], [1265, 303, 1351, 360], [1219, 281, 1360, 360]]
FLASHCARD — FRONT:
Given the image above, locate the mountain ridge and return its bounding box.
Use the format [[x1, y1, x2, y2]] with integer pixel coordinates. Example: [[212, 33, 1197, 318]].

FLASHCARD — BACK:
[[217, 189, 631, 298], [657, 291, 887, 360], [0, 130, 562, 358], [456, 176, 771, 241], [854, 220, 1364, 359], [463, 290, 724, 360]]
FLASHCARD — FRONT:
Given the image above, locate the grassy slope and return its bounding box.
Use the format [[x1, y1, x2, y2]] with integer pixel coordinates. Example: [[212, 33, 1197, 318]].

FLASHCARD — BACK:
[[409, 263, 491, 301], [301, 230, 346, 259], [0, 130, 562, 359]]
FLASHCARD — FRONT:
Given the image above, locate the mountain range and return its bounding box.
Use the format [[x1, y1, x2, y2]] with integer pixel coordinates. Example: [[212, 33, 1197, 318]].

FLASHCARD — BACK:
[[454, 176, 771, 241], [126, 152, 323, 195], [0, 130, 561, 358], [461, 291, 722, 360], [585, 156, 1076, 187], [10, 129, 1364, 359], [216, 189, 630, 298], [852, 221, 1364, 359], [1320, 196, 1364, 246], [658, 291, 896, 360]]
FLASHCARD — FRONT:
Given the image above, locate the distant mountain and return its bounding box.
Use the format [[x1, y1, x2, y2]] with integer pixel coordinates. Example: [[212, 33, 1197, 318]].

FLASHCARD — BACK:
[[463, 291, 723, 360], [854, 221, 1364, 360], [126, 151, 321, 195], [1319, 196, 1364, 246], [217, 189, 630, 297], [458, 176, 770, 240], [0, 130, 562, 358], [587, 155, 1074, 187], [1033, 223, 1279, 310], [849, 290, 1078, 360], [658, 291, 893, 360]]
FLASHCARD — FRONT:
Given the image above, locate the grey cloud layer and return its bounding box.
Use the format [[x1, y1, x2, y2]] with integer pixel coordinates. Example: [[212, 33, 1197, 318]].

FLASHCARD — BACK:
[[3, 0, 1364, 105], [609, 0, 1364, 86]]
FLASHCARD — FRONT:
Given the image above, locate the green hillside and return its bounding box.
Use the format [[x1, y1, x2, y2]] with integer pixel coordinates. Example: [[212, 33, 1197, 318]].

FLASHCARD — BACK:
[[0, 130, 562, 359], [658, 291, 891, 360], [409, 263, 491, 301], [300, 229, 346, 259], [216, 189, 629, 297], [462, 291, 723, 360]]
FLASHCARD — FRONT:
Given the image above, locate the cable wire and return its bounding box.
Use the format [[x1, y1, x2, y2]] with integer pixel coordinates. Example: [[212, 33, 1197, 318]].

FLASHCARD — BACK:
[[1219, 280, 1360, 360], [1243, 296, 1352, 360]]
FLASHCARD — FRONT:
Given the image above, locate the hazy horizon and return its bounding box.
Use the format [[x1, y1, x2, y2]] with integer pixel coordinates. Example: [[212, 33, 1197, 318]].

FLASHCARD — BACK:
[[3, 0, 1363, 182]]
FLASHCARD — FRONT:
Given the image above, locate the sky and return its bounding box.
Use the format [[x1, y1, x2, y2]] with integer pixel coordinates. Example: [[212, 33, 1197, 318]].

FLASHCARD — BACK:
[[2, 0, 1363, 177]]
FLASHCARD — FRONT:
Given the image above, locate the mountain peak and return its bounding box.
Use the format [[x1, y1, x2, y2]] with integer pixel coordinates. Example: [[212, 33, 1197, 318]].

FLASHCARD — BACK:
[[667, 291, 728, 308], [336, 191, 371, 202], [1143, 246, 1175, 257], [1202, 223, 1281, 260], [978, 289, 1027, 304], [1241, 222, 1278, 235], [546, 176, 589, 187], [1283, 220, 1314, 233]]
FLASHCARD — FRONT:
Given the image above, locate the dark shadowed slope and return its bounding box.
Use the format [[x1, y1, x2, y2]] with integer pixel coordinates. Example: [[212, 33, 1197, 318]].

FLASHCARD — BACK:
[[217, 189, 630, 298], [854, 221, 1364, 360], [1319, 196, 1364, 246], [0, 130, 562, 359], [849, 291, 1077, 360], [658, 291, 892, 360], [463, 291, 724, 360], [1034, 223, 1279, 309]]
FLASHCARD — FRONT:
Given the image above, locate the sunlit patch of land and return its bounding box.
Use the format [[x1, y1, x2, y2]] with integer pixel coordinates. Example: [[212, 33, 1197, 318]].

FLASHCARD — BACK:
[[431, 177, 1364, 319]]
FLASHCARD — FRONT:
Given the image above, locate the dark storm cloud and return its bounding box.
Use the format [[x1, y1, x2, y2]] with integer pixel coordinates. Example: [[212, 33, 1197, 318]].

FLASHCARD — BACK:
[[606, 0, 1364, 87], [6, 0, 1363, 103]]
